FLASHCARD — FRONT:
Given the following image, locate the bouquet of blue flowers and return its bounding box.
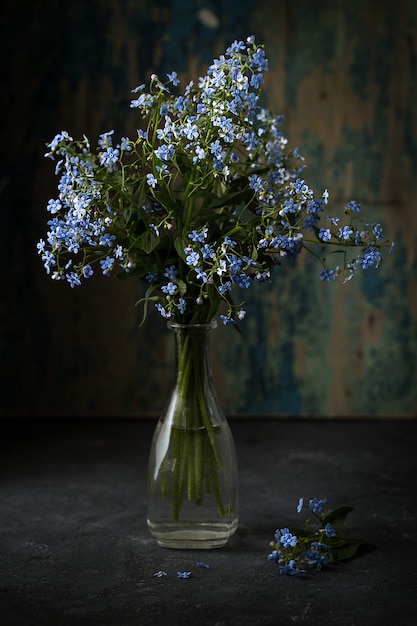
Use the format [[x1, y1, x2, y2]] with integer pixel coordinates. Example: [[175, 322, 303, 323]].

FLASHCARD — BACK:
[[37, 35, 393, 327]]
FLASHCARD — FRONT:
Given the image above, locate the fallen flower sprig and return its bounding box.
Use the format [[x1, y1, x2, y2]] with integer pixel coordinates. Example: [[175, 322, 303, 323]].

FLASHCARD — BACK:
[[268, 497, 366, 576]]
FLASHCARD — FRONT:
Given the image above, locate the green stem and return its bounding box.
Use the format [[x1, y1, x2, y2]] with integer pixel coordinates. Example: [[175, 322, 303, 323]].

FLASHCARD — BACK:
[[164, 324, 228, 519]]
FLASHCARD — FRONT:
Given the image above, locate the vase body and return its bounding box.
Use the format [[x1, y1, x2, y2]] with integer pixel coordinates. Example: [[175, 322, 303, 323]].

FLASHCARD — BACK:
[[147, 321, 238, 549]]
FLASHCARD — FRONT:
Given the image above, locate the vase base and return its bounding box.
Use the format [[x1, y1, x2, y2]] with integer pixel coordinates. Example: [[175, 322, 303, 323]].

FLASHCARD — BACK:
[[147, 518, 238, 549]]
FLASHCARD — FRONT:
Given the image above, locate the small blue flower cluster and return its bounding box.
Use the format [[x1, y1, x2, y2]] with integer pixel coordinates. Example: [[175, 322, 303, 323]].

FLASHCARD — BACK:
[[268, 497, 363, 576], [153, 562, 210, 580], [38, 36, 394, 326]]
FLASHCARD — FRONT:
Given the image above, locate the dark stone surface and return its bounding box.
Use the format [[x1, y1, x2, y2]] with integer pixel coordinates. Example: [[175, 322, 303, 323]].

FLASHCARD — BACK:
[[1, 418, 416, 625]]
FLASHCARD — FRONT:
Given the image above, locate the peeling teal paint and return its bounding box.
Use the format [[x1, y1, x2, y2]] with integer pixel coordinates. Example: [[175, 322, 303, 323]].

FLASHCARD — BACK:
[[355, 231, 417, 415], [284, 0, 367, 105], [300, 131, 325, 190], [161, 0, 256, 74]]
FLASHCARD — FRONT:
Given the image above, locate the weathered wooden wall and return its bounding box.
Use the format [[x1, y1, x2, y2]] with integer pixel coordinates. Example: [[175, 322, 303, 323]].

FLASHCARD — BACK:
[[1, 0, 416, 417]]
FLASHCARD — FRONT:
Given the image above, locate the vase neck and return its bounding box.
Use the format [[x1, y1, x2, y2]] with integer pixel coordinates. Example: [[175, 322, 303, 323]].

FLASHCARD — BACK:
[[166, 322, 220, 421], [168, 321, 215, 384]]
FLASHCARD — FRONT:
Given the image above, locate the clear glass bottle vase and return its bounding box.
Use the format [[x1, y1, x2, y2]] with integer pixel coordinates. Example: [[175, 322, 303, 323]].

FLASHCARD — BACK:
[[146, 321, 238, 549]]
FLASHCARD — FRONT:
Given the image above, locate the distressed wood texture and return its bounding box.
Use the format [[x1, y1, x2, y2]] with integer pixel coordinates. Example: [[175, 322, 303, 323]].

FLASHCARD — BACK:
[[1, 0, 416, 417]]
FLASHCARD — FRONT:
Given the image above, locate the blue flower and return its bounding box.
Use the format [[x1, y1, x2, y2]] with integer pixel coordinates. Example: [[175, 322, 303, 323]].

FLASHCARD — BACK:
[[47, 199, 62, 214], [119, 137, 131, 151], [238, 274, 251, 289], [320, 268, 337, 282], [175, 298, 186, 314], [82, 265, 93, 278], [267, 550, 281, 563], [279, 560, 305, 576], [155, 303, 174, 318], [195, 268, 208, 282], [338, 225, 353, 240], [201, 243, 215, 259], [305, 544, 329, 570], [185, 249, 200, 267], [99, 147, 119, 171], [177, 571, 192, 579], [164, 265, 178, 280], [327, 215, 339, 225], [130, 92, 155, 110], [220, 314, 236, 325], [167, 71, 180, 86], [290, 178, 311, 197], [155, 144, 174, 161], [100, 256, 115, 276], [248, 174, 263, 192], [323, 523, 336, 537], [146, 271, 159, 284], [66, 272, 81, 288], [372, 224, 384, 240], [183, 121, 199, 141], [193, 145, 205, 163], [307, 200, 325, 218], [319, 228, 332, 242], [218, 281, 231, 295], [276, 528, 297, 548], [98, 130, 114, 149], [358, 247, 382, 269], [99, 233, 115, 247], [188, 227, 208, 243], [210, 139, 224, 158], [147, 173, 158, 188], [297, 497, 304, 513], [161, 281, 177, 295], [345, 200, 361, 212], [309, 498, 327, 514]]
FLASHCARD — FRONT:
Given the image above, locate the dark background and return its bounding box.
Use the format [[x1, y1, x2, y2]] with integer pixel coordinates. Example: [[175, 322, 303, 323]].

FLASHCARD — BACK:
[[1, 0, 416, 418]]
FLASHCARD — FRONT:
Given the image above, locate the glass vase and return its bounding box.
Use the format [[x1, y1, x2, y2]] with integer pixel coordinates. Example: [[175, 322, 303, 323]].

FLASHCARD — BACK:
[[146, 321, 238, 549]]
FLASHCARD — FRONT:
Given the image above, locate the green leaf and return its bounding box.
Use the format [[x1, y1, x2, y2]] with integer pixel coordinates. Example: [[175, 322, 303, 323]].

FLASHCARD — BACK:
[[133, 179, 147, 207], [207, 187, 254, 210], [153, 190, 179, 213], [333, 537, 367, 561], [122, 204, 133, 223], [227, 225, 249, 242], [135, 284, 160, 326], [205, 284, 222, 320], [176, 278, 187, 297], [322, 506, 356, 530], [137, 229, 160, 254], [290, 527, 318, 539], [174, 235, 188, 262]]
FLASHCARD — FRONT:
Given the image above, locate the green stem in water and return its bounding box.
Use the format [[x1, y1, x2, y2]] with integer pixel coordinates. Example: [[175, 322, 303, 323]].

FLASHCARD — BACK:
[[161, 323, 228, 520]]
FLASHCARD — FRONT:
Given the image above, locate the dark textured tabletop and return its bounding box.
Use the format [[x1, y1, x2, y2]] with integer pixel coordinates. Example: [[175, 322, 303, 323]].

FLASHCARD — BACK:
[[1, 418, 416, 626]]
